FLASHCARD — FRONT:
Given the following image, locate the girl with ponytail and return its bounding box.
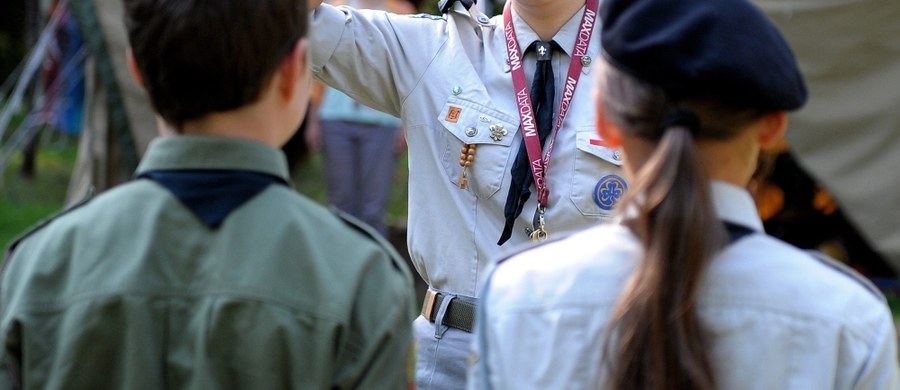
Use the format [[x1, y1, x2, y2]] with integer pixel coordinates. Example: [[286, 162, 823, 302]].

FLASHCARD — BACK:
[[470, 0, 900, 388]]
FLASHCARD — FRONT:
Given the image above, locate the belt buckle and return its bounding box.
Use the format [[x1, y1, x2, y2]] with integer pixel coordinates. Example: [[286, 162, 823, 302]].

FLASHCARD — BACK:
[[422, 289, 439, 320]]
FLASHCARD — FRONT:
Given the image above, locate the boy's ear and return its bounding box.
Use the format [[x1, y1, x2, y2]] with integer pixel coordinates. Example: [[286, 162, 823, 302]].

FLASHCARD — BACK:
[[757, 111, 788, 148], [278, 38, 308, 101], [125, 49, 144, 88]]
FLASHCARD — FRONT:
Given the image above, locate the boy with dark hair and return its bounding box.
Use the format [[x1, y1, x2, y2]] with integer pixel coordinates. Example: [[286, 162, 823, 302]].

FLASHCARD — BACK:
[[0, 1, 414, 388]]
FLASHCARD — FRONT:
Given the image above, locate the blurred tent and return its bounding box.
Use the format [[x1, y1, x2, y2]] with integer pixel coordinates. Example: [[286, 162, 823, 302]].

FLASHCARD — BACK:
[[63, 0, 157, 203], [0, 0, 156, 196], [756, 0, 900, 275]]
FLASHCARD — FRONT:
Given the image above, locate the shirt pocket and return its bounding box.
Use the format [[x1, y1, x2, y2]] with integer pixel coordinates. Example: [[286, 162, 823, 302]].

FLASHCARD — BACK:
[[570, 126, 627, 216], [437, 98, 518, 200]]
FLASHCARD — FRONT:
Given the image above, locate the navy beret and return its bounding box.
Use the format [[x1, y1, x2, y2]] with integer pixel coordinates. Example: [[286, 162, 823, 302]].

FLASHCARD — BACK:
[[600, 0, 807, 111]]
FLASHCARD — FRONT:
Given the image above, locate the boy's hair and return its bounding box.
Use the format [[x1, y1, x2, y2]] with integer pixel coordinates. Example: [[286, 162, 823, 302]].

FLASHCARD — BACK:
[[124, 0, 308, 128]]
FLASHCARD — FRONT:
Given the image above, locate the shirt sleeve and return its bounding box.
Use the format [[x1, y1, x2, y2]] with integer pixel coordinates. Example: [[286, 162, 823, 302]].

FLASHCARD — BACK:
[[309, 4, 448, 118], [331, 248, 416, 389], [852, 308, 900, 389]]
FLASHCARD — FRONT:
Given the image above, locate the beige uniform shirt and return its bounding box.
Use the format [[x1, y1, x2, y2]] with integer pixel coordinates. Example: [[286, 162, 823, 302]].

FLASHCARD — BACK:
[[310, 3, 623, 296]]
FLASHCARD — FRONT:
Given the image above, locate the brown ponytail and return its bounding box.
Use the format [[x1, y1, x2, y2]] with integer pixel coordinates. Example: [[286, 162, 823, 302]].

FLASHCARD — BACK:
[[599, 64, 763, 390]]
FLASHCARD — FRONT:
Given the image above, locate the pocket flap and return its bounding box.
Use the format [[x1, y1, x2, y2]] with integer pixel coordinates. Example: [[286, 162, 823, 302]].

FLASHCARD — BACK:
[[438, 99, 518, 147], [576, 128, 623, 166]]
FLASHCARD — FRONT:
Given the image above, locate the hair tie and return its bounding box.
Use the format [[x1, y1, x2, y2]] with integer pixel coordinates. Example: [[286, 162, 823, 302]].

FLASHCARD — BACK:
[[661, 108, 701, 135]]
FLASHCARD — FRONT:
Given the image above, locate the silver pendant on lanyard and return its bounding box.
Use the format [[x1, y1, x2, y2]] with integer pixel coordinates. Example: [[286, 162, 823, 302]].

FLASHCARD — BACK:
[[502, 0, 598, 244], [530, 206, 549, 242]]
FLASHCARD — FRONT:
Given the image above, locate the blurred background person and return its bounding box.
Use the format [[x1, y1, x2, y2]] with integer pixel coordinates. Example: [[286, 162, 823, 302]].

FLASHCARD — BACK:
[[305, 0, 412, 237], [306, 83, 405, 237]]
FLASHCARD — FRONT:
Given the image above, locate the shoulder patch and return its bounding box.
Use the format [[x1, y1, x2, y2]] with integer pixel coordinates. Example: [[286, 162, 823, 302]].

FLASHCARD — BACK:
[[330, 207, 412, 280], [3, 188, 95, 273], [806, 249, 887, 303]]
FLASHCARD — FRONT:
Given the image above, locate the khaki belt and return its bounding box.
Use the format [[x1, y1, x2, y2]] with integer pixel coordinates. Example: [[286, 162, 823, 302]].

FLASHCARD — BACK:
[[421, 290, 476, 333]]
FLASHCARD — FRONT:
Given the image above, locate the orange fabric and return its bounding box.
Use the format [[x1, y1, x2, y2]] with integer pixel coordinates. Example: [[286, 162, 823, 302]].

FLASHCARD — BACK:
[[755, 182, 785, 222], [387, 0, 417, 14]]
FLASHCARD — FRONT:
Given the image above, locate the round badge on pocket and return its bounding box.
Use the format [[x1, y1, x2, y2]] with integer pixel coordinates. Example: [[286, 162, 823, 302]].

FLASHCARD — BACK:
[[593, 174, 627, 211]]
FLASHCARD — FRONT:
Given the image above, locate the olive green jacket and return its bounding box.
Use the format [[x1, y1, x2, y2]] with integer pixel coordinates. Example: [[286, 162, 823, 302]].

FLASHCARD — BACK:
[[0, 136, 415, 389]]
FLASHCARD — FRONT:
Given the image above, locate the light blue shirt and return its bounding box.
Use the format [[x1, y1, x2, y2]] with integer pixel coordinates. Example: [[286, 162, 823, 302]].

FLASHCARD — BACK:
[[319, 87, 401, 127], [472, 181, 900, 389]]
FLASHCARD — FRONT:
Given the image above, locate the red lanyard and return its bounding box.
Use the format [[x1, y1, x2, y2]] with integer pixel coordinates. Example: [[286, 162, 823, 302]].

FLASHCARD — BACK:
[[503, 0, 598, 207]]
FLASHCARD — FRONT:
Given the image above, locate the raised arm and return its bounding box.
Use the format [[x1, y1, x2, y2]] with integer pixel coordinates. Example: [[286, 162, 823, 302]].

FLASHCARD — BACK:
[[308, 3, 447, 117]]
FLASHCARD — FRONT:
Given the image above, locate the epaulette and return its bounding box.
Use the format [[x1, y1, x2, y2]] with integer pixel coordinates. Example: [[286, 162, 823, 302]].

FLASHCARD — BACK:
[[806, 249, 887, 303], [438, 0, 492, 30], [2, 188, 95, 271], [330, 206, 412, 280], [438, 0, 476, 14]]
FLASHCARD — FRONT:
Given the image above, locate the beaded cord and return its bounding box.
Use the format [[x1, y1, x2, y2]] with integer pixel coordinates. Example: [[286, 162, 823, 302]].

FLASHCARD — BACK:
[[459, 143, 476, 189]]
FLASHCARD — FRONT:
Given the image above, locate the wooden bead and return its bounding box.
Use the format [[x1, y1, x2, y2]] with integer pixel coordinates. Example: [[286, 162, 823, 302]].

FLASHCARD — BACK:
[[458, 143, 477, 190]]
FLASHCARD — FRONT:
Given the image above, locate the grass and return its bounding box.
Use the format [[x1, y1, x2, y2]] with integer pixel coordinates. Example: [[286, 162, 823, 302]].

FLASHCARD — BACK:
[[0, 132, 77, 249]]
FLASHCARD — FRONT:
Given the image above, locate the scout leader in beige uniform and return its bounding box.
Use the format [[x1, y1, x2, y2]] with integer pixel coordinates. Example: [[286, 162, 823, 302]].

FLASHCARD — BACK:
[[307, 0, 625, 387], [0, 0, 414, 388]]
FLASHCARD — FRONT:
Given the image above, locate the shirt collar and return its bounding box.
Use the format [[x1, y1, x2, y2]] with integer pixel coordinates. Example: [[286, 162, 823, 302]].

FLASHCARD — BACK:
[[710, 180, 764, 232], [616, 180, 764, 233], [136, 135, 291, 181], [511, 5, 589, 58]]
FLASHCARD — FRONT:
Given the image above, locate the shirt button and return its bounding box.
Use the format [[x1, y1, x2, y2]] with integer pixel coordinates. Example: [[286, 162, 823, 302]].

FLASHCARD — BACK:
[[465, 127, 478, 137], [581, 56, 592, 68], [613, 150, 622, 161]]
